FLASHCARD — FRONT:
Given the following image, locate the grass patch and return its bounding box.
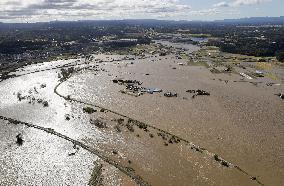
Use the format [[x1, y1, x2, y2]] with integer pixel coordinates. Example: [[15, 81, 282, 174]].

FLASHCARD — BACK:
[[180, 53, 188, 60], [187, 59, 209, 67], [256, 62, 273, 70], [265, 73, 278, 80]]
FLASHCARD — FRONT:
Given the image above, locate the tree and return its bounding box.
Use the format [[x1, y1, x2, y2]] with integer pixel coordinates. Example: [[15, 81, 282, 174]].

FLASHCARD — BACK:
[[276, 51, 284, 62]]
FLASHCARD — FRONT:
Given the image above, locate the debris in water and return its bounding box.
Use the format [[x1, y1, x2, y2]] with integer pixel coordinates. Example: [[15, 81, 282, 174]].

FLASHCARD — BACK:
[[112, 150, 118, 155], [40, 83, 47, 88], [17, 92, 25, 101], [164, 92, 177, 97], [250, 177, 257, 181], [16, 134, 24, 146], [90, 119, 107, 128], [43, 101, 49, 107], [266, 83, 280, 86], [187, 89, 210, 98], [126, 123, 134, 132], [68, 145, 79, 156], [254, 70, 264, 77], [240, 72, 253, 80], [186, 90, 196, 93], [83, 107, 96, 114], [65, 114, 71, 121], [213, 154, 230, 167], [275, 93, 284, 99], [114, 125, 121, 132], [117, 118, 124, 124], [142, 88, 162, 94]]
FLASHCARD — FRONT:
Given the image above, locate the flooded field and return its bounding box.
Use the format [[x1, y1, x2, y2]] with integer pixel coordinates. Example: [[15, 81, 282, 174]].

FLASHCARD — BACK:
[[0, 42, 283, 186]]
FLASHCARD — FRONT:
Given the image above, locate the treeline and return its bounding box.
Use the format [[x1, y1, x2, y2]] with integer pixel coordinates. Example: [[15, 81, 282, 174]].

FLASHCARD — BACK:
[[208, 36, 284, 57], [0, 22, 151, 55], [0, 40, 50, 54], [1, 20, 284, 61], [188, 25, 284, 61]]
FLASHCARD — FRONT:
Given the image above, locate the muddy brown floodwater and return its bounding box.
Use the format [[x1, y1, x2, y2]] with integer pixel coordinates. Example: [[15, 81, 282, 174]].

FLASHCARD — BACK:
[[0, 43, 283, 186]]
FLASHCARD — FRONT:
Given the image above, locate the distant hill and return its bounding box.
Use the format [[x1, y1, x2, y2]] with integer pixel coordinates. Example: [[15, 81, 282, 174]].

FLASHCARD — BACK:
[[215, 16, 284, 25], [1, 17, 284, 30]]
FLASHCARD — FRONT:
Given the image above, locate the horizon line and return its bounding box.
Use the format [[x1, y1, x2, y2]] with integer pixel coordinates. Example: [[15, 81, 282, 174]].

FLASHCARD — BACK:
[[1, 16, 284, 24]]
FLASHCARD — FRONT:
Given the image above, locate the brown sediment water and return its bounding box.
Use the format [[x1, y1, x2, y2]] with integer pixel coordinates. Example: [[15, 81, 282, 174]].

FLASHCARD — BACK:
[[0, 43, 283, 185], [56, 55, 283, 185]]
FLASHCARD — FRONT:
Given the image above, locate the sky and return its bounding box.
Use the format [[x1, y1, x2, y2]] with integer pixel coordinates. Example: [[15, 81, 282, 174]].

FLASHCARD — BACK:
[[0, 0, 282, 23]]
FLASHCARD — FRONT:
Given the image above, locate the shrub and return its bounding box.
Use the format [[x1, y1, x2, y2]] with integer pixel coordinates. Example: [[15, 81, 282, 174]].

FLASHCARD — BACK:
[[276, 51, 284, 62], [83, 107, 96, 114]]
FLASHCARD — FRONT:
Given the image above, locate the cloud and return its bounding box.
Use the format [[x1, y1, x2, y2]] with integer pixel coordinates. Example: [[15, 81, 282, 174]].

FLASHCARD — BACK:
[[232, 0, 271, 6], [0, 0, 192, 22], [214, 0, 271, 7], [214, 1, 230, 7], [189, 8, 220, 16], [0, 0, 274, 22]]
